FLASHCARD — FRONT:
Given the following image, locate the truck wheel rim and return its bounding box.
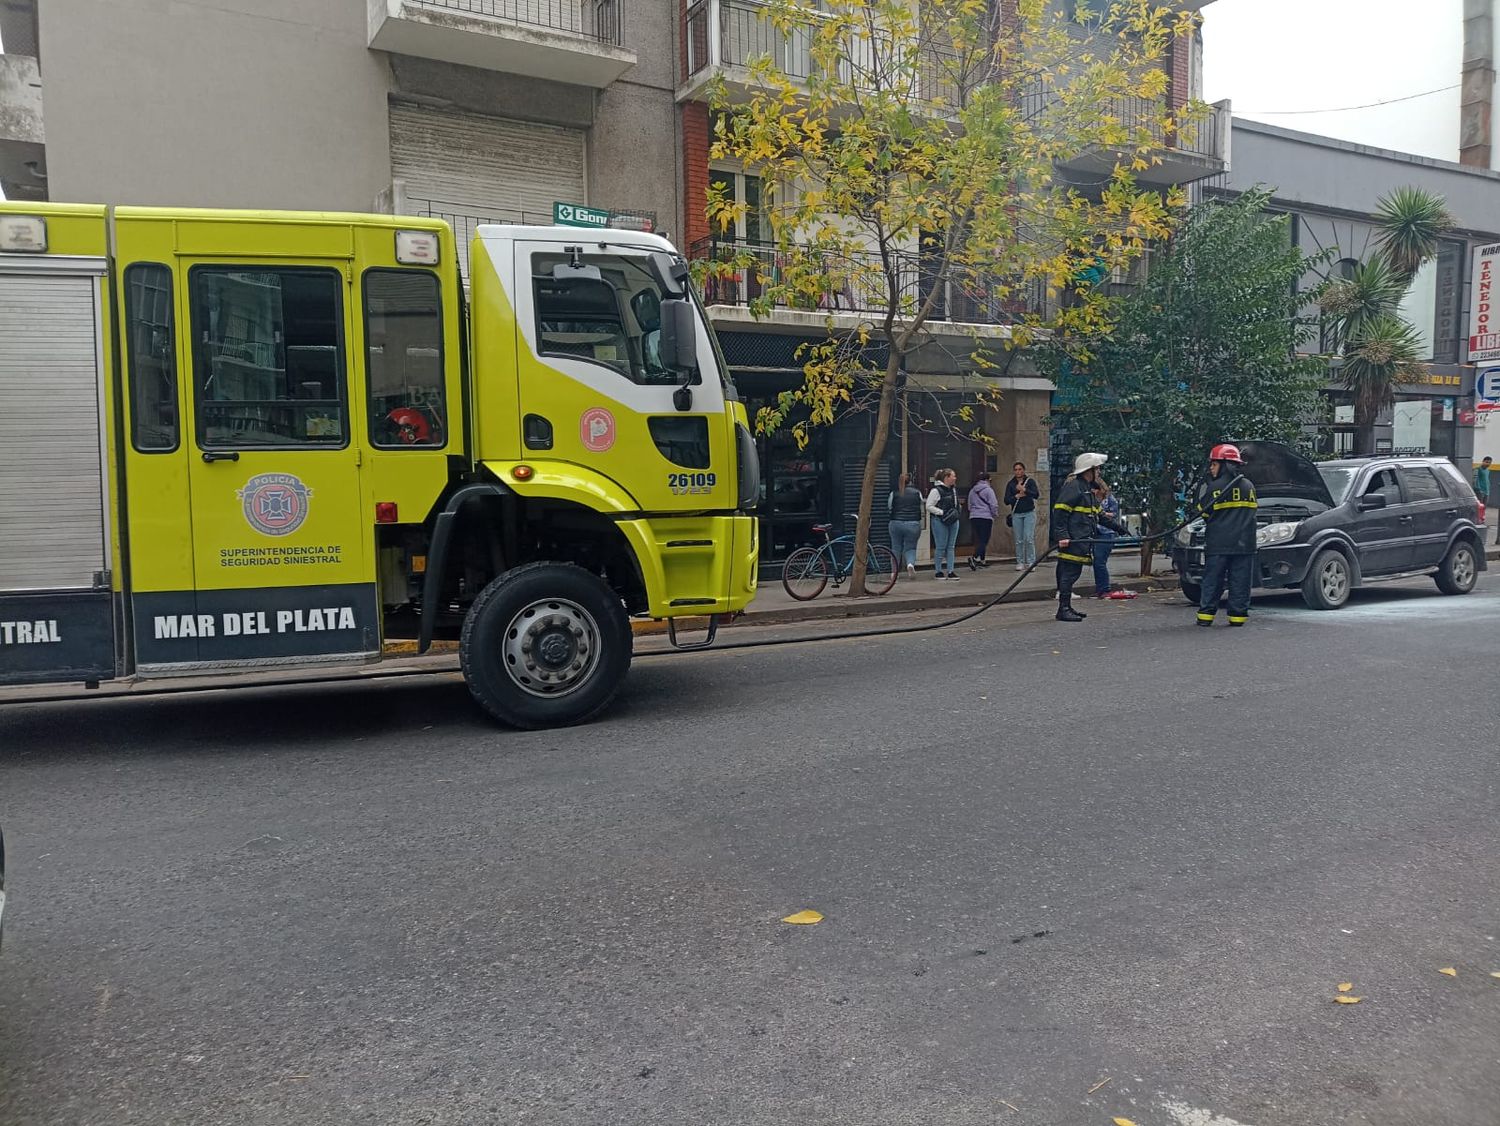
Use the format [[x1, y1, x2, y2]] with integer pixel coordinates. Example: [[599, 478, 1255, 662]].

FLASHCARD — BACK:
[[503, 598, 601, 698], [1321, 559, 1348, 602], [1453, 547, 1475, 587]]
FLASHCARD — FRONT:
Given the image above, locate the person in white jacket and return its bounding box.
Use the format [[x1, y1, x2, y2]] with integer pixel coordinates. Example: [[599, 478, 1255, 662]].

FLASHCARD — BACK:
[[926, 468, 962, 579]]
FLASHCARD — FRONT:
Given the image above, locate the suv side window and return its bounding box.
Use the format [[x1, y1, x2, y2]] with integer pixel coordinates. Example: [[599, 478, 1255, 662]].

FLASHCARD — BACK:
[[1361, 468, 1403, 505], [1400, 466, 1445, 502], [1434, 461, 1477, 499]]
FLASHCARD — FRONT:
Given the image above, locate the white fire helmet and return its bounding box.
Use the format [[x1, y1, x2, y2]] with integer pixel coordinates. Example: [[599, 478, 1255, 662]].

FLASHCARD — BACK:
[[1073, 452, 1108, 475]]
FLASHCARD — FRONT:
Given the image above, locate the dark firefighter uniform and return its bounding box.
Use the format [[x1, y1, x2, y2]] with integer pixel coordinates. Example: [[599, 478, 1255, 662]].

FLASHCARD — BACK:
[[1052, 474, 1128, 621], [1195, 472, 1258, 625]]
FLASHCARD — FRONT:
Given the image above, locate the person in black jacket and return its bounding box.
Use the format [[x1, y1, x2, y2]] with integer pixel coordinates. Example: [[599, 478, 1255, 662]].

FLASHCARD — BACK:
[[1194, 443, 1258, 627], [1051, 452, 1128, 622]]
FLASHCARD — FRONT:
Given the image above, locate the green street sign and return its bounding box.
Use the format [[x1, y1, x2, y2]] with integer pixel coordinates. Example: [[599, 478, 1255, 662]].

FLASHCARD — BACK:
[[554, 202, 610, 228]]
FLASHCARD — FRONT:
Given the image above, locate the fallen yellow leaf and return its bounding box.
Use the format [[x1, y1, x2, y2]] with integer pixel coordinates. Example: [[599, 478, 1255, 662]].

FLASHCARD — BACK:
[[1333, 995, 1363, 1004], [1113, 1119, 1138, 1126], [1439, 967, 1458, 977], [781, 909, 823, 925], [1491, 972, 1500, 979], [1337, 982, 1353, 992]]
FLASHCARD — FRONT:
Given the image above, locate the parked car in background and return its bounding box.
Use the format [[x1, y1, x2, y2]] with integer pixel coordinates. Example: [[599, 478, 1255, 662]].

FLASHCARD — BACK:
[[1173, 442, 1485, 611]]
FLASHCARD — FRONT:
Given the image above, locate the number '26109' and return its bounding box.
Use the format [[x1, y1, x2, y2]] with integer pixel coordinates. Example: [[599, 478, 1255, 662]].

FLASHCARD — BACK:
[[667, 472, 717, 495]]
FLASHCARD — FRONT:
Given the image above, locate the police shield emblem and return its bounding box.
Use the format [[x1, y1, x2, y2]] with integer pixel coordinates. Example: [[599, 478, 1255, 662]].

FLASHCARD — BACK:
[[238, 473, 313, 537]]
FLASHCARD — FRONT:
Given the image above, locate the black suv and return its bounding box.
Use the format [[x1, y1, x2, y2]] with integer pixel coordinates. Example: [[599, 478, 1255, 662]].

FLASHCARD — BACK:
[[1172, 442, 1486, 610]]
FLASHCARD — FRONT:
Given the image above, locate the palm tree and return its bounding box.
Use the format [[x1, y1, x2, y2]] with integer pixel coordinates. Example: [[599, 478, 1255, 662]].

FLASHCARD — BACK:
[[1319, 187, 1454, 453]]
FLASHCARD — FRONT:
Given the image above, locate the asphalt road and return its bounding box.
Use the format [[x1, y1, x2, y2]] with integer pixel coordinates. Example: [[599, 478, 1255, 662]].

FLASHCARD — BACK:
[[2, 578, 1499, 1126]]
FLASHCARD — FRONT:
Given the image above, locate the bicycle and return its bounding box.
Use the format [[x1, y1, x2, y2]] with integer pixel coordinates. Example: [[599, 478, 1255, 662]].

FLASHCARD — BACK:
[[781, 514, 900, 601]]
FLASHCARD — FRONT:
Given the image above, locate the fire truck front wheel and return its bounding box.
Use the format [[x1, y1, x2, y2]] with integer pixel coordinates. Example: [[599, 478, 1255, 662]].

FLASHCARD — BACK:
[[460, 563, 632, 729]]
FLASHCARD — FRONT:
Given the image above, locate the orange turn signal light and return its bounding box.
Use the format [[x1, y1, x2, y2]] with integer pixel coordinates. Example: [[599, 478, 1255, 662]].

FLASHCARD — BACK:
[[512, 464, 534, 481], [375, 502, 398, 524]]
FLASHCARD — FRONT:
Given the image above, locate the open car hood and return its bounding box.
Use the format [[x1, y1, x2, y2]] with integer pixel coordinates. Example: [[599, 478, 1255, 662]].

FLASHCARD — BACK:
[[1233, 441, 1336, 508]]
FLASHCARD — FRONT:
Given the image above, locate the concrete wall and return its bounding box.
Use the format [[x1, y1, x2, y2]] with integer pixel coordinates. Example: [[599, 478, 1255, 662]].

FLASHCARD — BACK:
[[1223, 119, 1500, 240], [589, 0, 681, 239], [38, 0, 393, 209], [984, 387, 1053, 562]]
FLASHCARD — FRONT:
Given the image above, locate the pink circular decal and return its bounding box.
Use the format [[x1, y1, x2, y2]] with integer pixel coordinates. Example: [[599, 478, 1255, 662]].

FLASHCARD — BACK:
[[580, 407, 617, 453]]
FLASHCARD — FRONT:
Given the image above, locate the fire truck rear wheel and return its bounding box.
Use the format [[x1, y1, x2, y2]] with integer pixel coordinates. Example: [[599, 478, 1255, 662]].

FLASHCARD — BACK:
[[460, 562, 632, 729]]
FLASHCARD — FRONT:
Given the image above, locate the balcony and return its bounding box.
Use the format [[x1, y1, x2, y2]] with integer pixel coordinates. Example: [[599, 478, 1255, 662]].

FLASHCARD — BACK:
[[368, 0, 636, 88], [692, 236, 1045, 331], [0, 53, 45, 201], [680, 0, 960, 108], [1045, 94, 1232, 188]]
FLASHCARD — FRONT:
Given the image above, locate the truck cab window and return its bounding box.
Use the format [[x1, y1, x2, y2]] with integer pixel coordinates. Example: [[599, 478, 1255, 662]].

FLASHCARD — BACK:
[[190, 268, 347, 448], [125, 263, 179, 452], [532, 252, 680, 386], [364, 270, 446, 448]]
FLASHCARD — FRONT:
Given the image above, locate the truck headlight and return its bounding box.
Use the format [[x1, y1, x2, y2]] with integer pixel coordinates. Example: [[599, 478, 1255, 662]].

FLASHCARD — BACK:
[[1176, 520, 1203, 548], [1256, 521, 1300, 548]]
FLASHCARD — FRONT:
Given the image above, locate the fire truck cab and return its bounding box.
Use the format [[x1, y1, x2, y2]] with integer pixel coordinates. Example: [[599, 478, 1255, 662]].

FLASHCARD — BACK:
[[0, 204, 759, 728]]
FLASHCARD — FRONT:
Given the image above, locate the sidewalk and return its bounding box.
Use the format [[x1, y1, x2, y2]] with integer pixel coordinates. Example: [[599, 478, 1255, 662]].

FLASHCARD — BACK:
[[686, 551, 1178, 631]]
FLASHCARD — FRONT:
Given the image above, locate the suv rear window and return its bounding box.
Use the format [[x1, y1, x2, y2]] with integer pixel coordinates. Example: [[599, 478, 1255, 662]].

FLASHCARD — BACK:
[[1435, 461, 1477, 499], [1400, 466, 1444, 502]]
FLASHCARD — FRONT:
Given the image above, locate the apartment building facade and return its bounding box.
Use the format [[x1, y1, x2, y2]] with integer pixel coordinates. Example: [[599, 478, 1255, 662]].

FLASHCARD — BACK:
[[674, 0, 1229, 561], [0, 0, 680, 258]]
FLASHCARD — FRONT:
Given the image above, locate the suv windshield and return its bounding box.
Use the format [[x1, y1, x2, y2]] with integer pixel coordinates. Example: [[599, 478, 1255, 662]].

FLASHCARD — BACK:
[[1318, 465, 1357, 503]]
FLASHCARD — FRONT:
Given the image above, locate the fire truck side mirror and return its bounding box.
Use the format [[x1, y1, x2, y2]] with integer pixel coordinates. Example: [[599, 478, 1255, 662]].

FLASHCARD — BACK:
[[658, 298, 697, 373]]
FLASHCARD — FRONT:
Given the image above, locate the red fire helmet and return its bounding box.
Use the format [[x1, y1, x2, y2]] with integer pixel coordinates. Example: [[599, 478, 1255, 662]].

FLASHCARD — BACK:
[[1209, 443, 1244, 464]]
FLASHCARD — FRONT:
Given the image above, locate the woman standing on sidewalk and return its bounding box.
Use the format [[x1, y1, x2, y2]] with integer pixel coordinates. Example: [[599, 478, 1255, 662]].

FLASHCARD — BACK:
[[1091, 479, 1121, 598], [1005, 462, 1040, 571], [926, 468, 962, 580], [966, 472, 999, 570], [888, 473, 924, 578]]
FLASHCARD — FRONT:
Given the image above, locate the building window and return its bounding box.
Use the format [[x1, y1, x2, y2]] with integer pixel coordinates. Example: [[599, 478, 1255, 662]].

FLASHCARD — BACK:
[[709, 169, 767, 245], [125, 263, 178, 453], [364, 270, 446, 448], [190, 269, 347, 449], [1398, 256, 1438, 361], [1320, 258, 1360, 353]]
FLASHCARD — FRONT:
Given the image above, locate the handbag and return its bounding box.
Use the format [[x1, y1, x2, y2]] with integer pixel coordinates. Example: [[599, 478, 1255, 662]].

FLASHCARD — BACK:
[[1005, 514, 1013, 528]]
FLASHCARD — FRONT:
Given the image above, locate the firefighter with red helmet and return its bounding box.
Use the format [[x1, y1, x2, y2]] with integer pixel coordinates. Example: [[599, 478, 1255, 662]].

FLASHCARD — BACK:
[[1194, 443, 1258, 627], [1052, 452, 1128, 623]]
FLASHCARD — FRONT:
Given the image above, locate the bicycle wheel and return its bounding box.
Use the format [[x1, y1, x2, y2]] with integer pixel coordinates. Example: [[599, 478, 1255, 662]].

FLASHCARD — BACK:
[[864, 544, 900, 596], [782, 546, 829, 601]]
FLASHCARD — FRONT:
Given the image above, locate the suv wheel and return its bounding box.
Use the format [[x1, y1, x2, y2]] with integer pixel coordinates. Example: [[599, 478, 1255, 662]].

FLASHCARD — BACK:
[[1180, 579, 1202, 605], [1301, 549, 1351, 610], [1435, 540, 1478, 596]]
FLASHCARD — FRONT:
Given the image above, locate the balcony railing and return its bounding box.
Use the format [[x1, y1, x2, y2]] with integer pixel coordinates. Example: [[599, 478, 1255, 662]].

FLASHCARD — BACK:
[[405, 0, 623, 45], [1019, 88, 1221, 159], [692, 236, 1045, 326], [683, 0, 960, 105]]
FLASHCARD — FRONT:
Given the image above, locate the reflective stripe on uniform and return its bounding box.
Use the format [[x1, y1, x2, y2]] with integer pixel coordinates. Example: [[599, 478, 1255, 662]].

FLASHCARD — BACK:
[[1212, 500, 1257, 510], [1197, 612, 1215, 621], [1058, 551, 1092, 563], [1227, 615, 1248, 623], [1053, 503, 1100, 514]]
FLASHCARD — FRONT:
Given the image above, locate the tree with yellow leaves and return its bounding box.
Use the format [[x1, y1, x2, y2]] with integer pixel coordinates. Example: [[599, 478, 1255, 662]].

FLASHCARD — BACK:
[[706, 0, 1200, 592]]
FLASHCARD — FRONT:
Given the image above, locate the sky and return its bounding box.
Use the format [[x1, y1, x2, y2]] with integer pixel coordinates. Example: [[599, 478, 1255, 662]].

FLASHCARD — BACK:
[[1202, 0, 1463, 162]]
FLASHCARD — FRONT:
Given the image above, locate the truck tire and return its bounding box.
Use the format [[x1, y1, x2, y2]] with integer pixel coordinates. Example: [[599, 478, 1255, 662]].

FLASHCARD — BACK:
[[460, 562, 632, 729], [1180, 579, 1202, 605], [1301, 548, 1351, 610], [1434, 539, 1478, 596]]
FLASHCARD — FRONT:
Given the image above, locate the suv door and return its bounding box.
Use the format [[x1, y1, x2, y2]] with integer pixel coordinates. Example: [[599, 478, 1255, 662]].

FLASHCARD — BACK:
[[1349, 467, 1412, 575], [1397, 464, 1452, 568]]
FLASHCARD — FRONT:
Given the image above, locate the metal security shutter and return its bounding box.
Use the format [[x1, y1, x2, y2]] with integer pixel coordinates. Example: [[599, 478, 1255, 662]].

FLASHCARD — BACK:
[[389, 104, 586, 274], [0, 271, 107, 591]]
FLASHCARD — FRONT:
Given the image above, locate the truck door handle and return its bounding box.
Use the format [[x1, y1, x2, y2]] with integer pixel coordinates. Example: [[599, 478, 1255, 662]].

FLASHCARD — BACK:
[[201, 450, 240, 463]]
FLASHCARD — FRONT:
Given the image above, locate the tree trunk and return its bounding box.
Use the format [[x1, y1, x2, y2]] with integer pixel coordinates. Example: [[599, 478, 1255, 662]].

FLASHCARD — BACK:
[[1353, 401, 1378, 455], [848, 354, 902, 595]]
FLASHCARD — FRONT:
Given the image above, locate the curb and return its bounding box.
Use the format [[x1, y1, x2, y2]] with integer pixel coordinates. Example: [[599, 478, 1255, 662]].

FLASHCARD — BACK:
[[629, 573, 1172, 636]]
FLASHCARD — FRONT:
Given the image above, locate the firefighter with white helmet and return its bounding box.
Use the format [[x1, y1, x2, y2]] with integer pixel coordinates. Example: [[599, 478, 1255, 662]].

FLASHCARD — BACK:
[[1193, 443, 1258, 627], [1051, 452, 1127, 623]]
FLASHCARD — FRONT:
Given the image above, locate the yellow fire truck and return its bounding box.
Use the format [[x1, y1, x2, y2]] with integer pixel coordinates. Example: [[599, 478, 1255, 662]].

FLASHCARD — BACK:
[[0, 204, 759, 727]]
